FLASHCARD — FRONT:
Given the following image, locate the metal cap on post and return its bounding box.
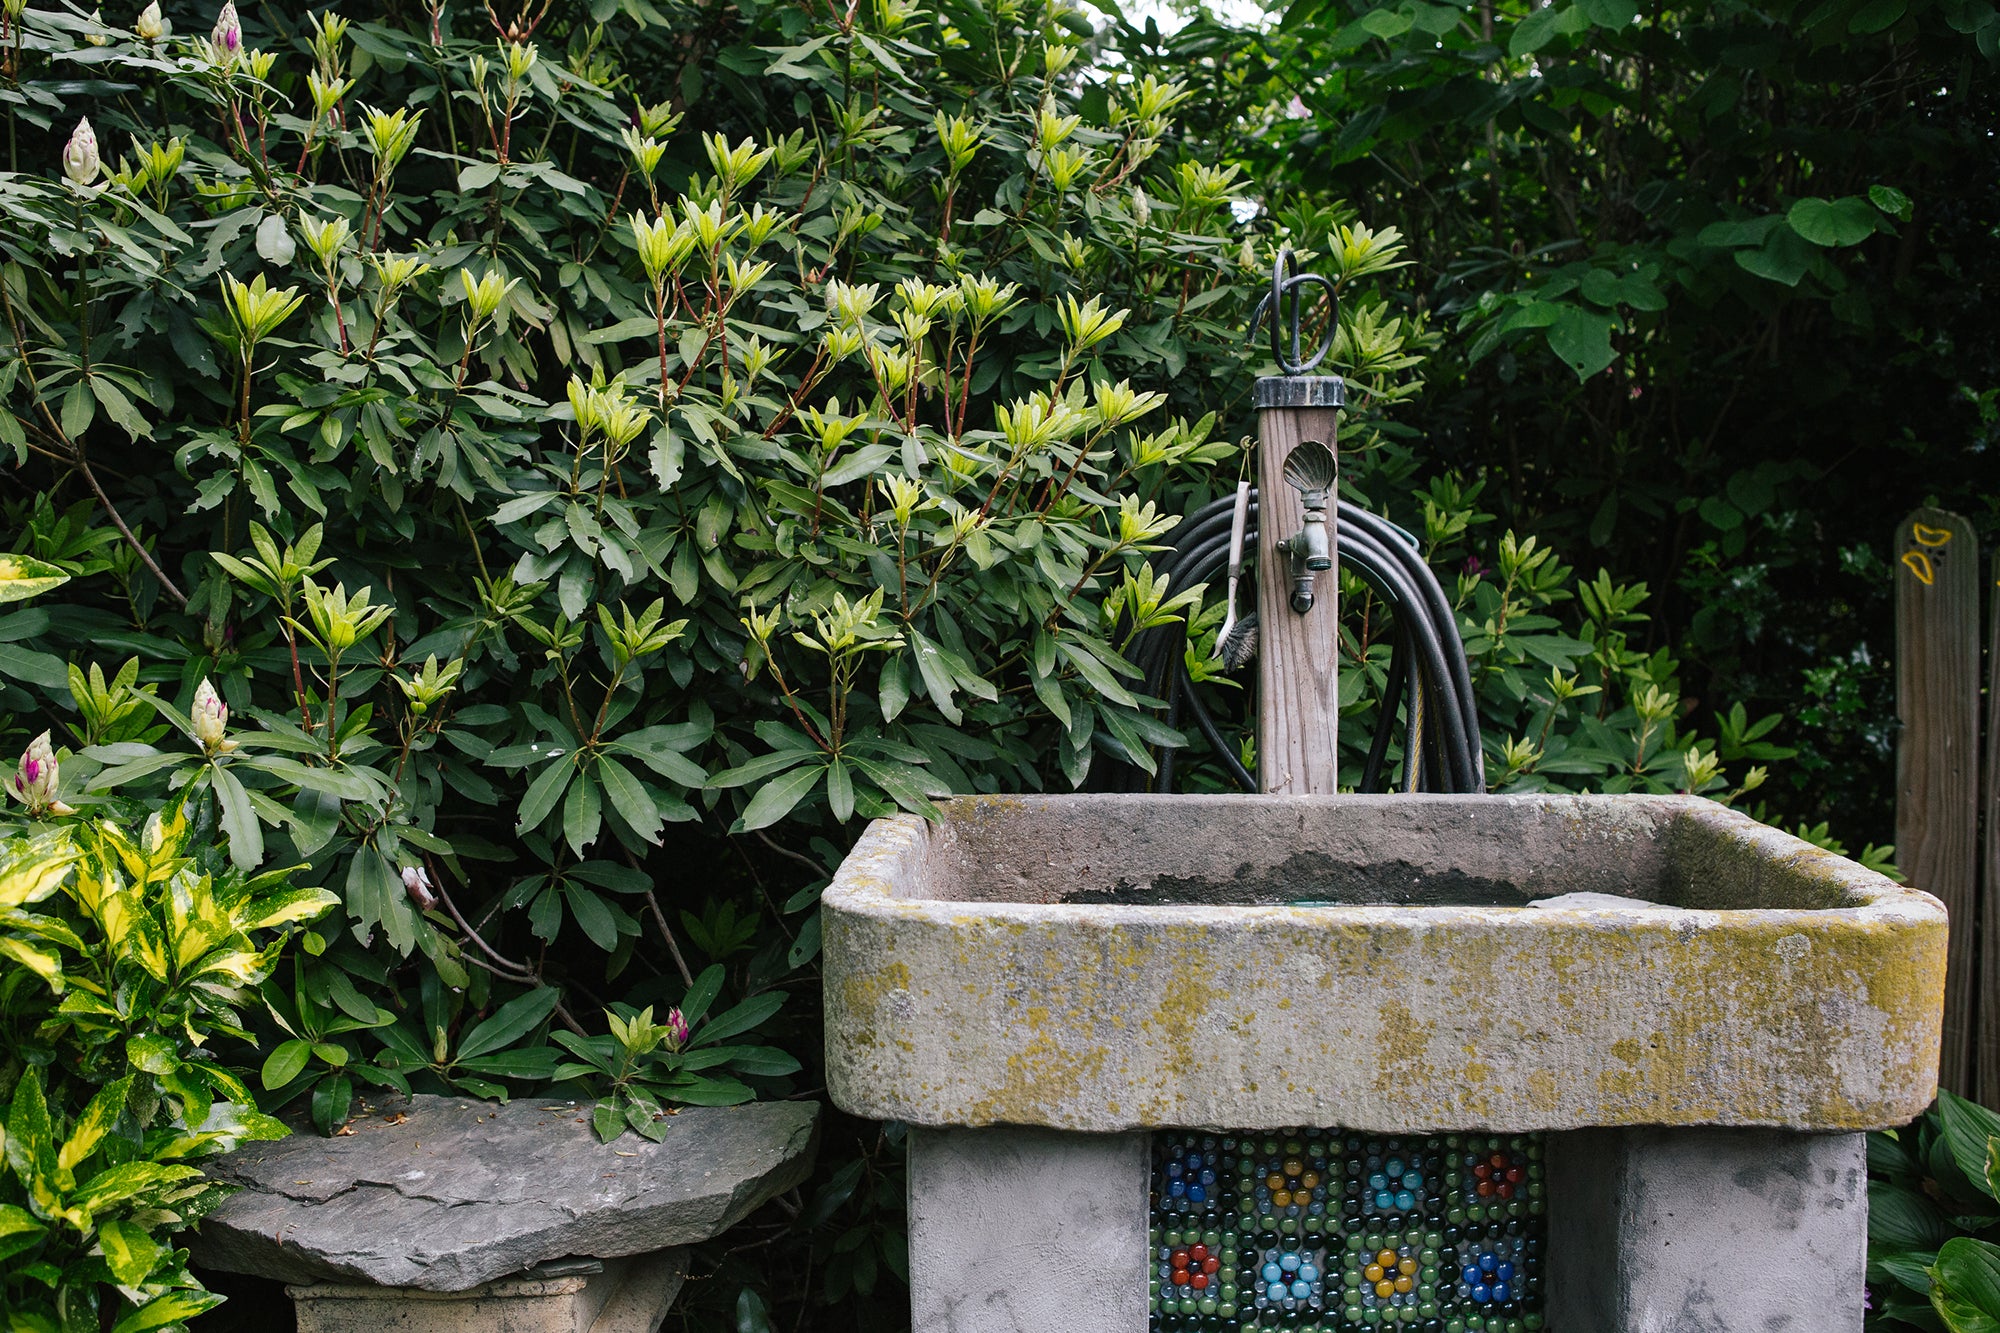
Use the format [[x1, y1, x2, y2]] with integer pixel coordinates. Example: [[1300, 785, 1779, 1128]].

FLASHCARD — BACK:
[[1251, 250, 1345, 795]]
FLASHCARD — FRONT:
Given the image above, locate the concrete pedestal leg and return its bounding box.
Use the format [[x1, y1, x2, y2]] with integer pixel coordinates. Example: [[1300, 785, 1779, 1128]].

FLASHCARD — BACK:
[[1549, 1127, 1867, 1333], [287, 1252, 687, 1333], [908, 1127, 1147, 1333]]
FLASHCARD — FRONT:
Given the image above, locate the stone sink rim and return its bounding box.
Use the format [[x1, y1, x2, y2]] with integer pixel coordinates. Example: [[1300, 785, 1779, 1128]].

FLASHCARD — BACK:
[[821, 792, 1946, 1135]]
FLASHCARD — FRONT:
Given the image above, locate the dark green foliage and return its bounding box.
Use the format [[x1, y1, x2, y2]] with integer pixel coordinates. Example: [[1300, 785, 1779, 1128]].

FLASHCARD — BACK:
[[1126, 0, 1998, 843], [0, 0, 1983, 1321]]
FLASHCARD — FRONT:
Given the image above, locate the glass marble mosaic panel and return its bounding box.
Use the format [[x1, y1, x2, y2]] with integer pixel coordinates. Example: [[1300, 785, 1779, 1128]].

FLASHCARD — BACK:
[[1149, 1131, 1546, 1332]]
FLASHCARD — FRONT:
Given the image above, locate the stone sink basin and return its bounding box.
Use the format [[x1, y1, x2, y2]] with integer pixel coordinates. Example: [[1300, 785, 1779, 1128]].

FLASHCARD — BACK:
[[823, 794, 1946, 1134]]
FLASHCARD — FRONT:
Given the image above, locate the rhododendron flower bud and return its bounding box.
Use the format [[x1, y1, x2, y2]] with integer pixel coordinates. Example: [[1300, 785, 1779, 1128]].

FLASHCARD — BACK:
[[401, 864, 438, 910], [664, 1007, 690, 1052], [191, 677, 232, 752], [62, 119, 100, 186], [211, 0, 240, 52], [7, 732, 74, 817], [135, 1, 166, 39]]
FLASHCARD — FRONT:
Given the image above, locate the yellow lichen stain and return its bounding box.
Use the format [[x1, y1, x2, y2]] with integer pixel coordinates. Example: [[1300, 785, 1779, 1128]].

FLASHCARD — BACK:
[[1610, 1037, 1643, 1066], [1373, 998, 1438, 1102], [959, 1026, 1109, 1125]]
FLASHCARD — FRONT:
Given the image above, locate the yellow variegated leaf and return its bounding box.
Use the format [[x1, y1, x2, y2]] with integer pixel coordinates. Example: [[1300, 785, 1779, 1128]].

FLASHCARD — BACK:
[[239, 886, 340, 931], [58, 1077, 131, 1173], [0, 937, 64, 992], [0, 834, 80, 910], [128, 918, 171, 983], [0, 552, 70, 603]]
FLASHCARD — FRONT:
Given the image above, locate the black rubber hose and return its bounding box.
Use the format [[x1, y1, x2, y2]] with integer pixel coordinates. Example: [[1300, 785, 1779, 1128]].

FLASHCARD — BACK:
[[1359, 623, 1409, 794], [1127, 517, 1425, 793], [1339, 524, 1479, 792], [1341, 504, 1485, 787], [1110, 489, 1482, 794]]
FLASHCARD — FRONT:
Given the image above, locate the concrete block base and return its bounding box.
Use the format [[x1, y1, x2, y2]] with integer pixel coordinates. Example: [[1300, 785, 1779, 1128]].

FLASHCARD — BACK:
[[909, 1127, 1147, 1333], [1549, 1127, 1866, 1332], [289, 1252, 687, 1333], [908, 1126, 1869, 1333]]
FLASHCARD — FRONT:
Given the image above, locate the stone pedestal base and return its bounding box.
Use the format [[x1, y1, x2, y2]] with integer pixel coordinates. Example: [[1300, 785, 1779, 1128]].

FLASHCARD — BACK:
[[1548, 1127, 1867, 1333], [288, 1252, 687, 1333], [908, 1128, 1147, 1333]]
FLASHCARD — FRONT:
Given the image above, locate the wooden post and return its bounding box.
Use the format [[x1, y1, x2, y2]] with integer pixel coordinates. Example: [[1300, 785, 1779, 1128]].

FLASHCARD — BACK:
[[1981, 551, 2000, 1108], [1895, 507, 1982, 1096], [1255, 376, 1343, 794]]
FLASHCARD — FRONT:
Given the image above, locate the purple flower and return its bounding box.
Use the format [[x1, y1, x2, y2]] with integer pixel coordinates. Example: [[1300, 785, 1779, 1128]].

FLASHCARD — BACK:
[[664, 1006, 690, 1052], [210, 0, 240, 53], [1463, 555, 1487, 578], [7, 732, 74, 817]]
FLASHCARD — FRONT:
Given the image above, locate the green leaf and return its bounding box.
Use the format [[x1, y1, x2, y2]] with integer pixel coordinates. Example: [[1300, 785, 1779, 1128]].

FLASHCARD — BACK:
[[60, 380, 94, 439], [1787, 196, 1879, 247], [1510, 4, 1564, 54], [125, 1034, 178, 1076], [1870, 183, 1914, 221], [693, 991, 786, 1045], [1545, 306, 1617, 380], [516, 758, 574, 834], [1849, 0, 1907, 31], [1938, 1091, 2000, 1200], [566, 883, 619, 950], [1734, 226, 1817, 286], [97, 1217, 164, 1286], [456, 987, 561, 1061], [0, 553, 69, 604], [1577, 0, 1638, 26], [110, 1289, 226, 1333], [907, 630, 962, 724], [261, 1038, 313, 1090], [597, 757, 662, 844], [211, 763, 265, 871], [1931, 1237, 2000, 1332], [563, 768, 603, 854], [736, 763, 826, 832]]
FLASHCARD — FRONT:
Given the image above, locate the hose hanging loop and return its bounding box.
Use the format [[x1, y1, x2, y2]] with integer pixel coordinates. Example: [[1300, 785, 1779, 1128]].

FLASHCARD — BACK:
[[1250, 246, 1339, 377]]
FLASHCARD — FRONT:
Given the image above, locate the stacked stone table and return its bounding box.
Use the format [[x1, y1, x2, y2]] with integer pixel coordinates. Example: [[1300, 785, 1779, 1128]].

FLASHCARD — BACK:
[[191, 1095, 818, 1332]]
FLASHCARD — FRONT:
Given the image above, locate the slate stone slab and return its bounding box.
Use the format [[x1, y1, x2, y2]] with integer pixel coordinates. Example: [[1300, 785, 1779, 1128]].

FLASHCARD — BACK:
[[192, 1096, 818, 1291]]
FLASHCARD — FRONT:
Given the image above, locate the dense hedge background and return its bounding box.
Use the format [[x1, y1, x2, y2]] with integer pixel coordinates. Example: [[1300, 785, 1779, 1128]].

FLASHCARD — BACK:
[[0, 0, 1989, 1325]]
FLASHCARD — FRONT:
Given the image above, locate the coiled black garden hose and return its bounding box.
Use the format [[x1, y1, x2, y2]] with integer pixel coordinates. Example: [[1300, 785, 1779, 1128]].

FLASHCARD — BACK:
[[1104, 490, 1486, 795]]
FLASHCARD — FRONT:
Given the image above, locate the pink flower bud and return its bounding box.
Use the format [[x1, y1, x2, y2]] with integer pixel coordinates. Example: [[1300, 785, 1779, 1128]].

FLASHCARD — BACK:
[[210, 0, 240, 52], [664, 1006, 690, 1052], [7, 732, 72, 817], [191, 677, 230, 751], [401, 864, 438, 910], [62, 118, 99, 186]]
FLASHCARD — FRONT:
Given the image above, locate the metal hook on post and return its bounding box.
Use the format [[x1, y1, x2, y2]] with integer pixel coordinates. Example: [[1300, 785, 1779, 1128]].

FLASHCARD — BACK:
[[1249, 246, 1340, 377]]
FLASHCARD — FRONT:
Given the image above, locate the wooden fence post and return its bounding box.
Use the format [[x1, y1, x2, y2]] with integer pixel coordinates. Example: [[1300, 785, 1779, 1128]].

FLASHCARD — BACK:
[[1982, 551, 2000, 1108], [1895, 507, 1982, 1097], [1254, 377, 1344, 795]]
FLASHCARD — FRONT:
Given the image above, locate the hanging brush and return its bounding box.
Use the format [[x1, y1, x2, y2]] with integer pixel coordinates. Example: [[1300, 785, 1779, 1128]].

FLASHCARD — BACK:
[[1213, 480, 1256, 670]]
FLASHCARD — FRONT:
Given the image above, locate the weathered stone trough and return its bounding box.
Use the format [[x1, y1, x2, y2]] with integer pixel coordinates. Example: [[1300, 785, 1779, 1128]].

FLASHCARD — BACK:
[[823, 794, 1947, 1332]]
